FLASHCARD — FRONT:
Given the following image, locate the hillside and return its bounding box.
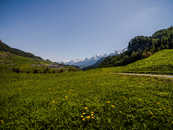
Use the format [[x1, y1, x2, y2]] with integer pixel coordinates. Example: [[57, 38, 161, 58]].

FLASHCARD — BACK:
[[103, 49, 173, 74], [124, 49, 173, 74], [98, 27, 173, 68], [0, 41, 79, 73], [0, 40, 42, 60]]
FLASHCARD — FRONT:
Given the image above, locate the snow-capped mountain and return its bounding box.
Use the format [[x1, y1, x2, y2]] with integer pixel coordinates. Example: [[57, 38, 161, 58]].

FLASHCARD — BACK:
[[65, 51, 118, 68]]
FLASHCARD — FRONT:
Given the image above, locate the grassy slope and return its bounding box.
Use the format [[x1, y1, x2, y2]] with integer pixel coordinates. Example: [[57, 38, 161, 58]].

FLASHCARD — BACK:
[[0, 51, 48, 65], [0, 40, 42, 59], [0, 51, 49, 72], [0, 69, 173, 129], [0, 51, 78, 73], [103, 49, 173, 74]]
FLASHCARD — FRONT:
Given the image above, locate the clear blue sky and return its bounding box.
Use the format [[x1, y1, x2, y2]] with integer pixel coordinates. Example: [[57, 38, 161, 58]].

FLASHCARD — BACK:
[[1, 0, 173, 62]]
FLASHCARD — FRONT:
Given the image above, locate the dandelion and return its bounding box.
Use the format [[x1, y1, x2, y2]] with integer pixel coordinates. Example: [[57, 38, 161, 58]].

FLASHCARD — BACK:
[[0, 120, 4, 124], [91, 116, 95, 119], [82, 112, 86, 115], [149, 111, 153, 116], [106, 101, 111, 104], [82, 118, 85, 121], [52, 100, 56, 104], [65, 96, 68, 99], [84, 107, 88, 110], [111, 104, 115, 108], [156, 102, 160, 105], [91, 113, 94, 116], [81, 115, 84, 118], [86, 115, 90, 119]]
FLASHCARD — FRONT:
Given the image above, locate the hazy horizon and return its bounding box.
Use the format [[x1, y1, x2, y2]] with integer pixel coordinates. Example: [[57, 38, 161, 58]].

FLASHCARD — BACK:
[[1, 0, 173, 62]]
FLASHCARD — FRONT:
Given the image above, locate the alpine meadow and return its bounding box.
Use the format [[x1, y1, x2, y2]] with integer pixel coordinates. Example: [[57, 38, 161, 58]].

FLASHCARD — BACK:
[[1, 1, 173, 129]]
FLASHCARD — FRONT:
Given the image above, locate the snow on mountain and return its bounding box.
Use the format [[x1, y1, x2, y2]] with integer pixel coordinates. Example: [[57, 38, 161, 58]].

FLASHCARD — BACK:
[[65, 51, 118, 68]]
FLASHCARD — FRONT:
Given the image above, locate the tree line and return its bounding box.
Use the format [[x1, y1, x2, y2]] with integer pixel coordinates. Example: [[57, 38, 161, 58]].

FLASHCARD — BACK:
[[99, 26, 173, 67]]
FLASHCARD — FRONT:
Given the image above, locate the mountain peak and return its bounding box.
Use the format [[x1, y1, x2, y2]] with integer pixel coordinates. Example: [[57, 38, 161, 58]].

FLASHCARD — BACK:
[[65, 51, 118, 68]]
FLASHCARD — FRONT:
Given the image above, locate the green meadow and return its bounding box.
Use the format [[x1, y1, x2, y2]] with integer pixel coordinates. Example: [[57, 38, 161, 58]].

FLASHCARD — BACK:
[[1, 69, 173, 129], [0, 51, 78, 73], [105, 49, 173, 74], [1, 2, 173, 129]]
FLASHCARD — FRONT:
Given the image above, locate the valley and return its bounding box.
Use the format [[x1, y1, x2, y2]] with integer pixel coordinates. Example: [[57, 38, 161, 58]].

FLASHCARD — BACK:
[[1, 27, 173, 129]]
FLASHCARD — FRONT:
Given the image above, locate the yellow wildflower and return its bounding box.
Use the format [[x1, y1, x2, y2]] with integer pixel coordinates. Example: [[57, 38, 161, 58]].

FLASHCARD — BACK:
[[82, 112, 86, 115], [91, 113, 94, 116], [91, 112, 94, 114], [81, 115, 84, 118], [0, 120, 4, 124], [91, 116, 95, 119], [111, 104, 115, 108], [65, 96, 68, 99], [52, 100, 56, 104], [86, 115, 90, 119], [84, 107, 88, 110], [82, 118, 85, 121], [106, 101, 111, 104], [156, 102, 160, 105], [149, 111, 153, 116]]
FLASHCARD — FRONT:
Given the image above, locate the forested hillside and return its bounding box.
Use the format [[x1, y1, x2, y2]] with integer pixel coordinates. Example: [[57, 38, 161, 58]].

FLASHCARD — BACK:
[[101, 49, 173, 74], [99, 27, 173, 67]]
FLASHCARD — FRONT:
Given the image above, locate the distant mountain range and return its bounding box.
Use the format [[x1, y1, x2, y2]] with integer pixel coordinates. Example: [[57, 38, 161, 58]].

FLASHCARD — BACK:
[[65, 51, 118, 68]]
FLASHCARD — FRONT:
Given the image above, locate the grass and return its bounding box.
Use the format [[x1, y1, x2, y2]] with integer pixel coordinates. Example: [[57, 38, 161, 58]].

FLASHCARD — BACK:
[[0, 51, 78, 73], [0, 51, 47, 65], [103, 49, 173, 74], [1, 69, 173, 129], [1, 49, 173, 129]]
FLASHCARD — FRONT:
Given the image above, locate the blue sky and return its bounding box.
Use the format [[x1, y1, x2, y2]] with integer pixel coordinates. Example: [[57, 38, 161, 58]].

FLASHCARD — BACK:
[[0, 0, 173, 62]]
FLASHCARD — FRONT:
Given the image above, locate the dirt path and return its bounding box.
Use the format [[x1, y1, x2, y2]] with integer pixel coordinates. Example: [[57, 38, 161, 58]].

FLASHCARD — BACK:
[[114, 73, 173, 79]]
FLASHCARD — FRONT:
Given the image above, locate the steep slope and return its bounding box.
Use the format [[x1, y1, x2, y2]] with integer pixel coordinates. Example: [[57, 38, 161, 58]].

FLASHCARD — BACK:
[[0, 41, 79, 73], [104, 49, 173, 74], [0, 40, 42, 59], [0, 51, 51, 67], [98, 26, 173, 67], [125, 49, 173, 74]]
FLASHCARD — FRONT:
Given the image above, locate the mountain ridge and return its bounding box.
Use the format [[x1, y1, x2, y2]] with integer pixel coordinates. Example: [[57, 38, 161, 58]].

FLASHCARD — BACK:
[[0, 40, 42, 60], [65, 51, 118, 68]]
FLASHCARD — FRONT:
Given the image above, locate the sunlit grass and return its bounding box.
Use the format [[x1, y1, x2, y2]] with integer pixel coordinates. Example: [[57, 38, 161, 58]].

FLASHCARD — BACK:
[[102, 49, 173, 74], [0, 69, 173, 129]]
